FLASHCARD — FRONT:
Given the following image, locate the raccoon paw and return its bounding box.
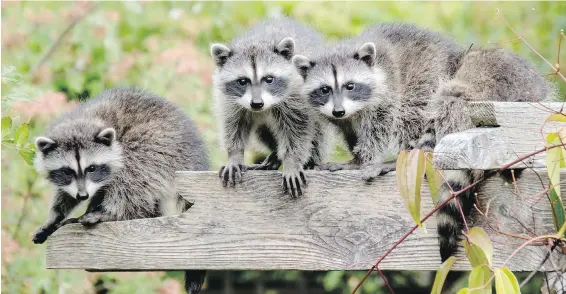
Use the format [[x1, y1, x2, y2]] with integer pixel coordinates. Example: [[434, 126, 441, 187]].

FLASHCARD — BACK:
[[282, 169, 307, 198], [219, 163, 246, 187], [247, 153, 281, 170], [32, 227, 50, 244], [361, 162, 395, 181], [78, 212, 106, 227]]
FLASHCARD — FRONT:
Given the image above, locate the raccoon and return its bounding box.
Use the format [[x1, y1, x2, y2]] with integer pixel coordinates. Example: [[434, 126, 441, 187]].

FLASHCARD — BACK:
[[32, 87, 209, 294], [419, 48, 556, 261], [293, 22, 464, 180], [211, 17, 326, 197]]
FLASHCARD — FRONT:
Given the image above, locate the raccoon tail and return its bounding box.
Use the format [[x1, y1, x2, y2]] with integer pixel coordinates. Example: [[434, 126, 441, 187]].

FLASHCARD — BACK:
[[436, 170, 482, 261], [184, 270, 206, 294]]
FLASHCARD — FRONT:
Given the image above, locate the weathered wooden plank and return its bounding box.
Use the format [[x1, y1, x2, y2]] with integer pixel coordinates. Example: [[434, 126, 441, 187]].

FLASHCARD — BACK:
[[46, 170, 564, 272], [435, 102, 565, 169]]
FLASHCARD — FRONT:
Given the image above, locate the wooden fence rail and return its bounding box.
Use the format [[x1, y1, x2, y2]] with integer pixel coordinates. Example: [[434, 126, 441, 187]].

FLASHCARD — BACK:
[[45, 101, 565, 272]]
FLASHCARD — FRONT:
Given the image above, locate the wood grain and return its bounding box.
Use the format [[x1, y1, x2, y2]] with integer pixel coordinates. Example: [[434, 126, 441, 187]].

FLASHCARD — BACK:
[[46, 169, 564, 272], [435, 102, 565, 169]]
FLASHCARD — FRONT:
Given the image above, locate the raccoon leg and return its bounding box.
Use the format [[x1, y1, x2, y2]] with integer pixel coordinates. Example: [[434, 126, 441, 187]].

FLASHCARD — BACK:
[[248, 125, 282, 170], [271, 107, 313, 198], [219, 109, 252, 187], [33, 191, 79, 244], [184, 270, 206, 294], [76, 211, 117, 227]]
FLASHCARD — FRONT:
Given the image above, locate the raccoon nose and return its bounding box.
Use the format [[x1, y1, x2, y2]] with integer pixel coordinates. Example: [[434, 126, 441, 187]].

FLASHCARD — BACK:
[[77, 193, 89, 201], [250, 101, 264, 110], [332, 110, 346, 118]]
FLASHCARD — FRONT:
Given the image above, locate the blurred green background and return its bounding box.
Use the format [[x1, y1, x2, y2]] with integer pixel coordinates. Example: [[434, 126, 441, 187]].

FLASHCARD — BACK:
[[1, 1, 565, 293]]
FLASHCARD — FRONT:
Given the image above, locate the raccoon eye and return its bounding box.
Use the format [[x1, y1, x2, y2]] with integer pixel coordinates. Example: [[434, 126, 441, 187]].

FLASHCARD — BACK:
[[345, 83, 355, 91], [63, 168, 75, 176], [237, 78, 250, 86], [264, 76, 274, 84], [319, 86, 331, 95], [85, 165, 97, 173]]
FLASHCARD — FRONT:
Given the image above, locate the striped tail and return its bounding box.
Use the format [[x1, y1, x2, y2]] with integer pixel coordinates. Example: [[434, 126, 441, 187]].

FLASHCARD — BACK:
[[436, 170, 481, 261]]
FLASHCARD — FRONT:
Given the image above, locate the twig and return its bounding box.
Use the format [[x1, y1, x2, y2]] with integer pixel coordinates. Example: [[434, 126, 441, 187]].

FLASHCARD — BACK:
[[496, 9, 566, 83], [352, 143, 566, 294], [29, 2, 97, 78], [376, 266, 394, 294], [520, 246, 554, 288]]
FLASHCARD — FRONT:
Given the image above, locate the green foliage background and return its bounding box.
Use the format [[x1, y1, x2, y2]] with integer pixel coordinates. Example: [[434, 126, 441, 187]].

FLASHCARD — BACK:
[[1, 1, 565, 293]]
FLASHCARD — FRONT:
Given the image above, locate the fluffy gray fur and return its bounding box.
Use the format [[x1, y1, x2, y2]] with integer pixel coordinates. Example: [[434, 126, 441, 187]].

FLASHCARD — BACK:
[[211, 17, 327, 197], [295, 22, 464, 180], [420, 48, 556, 261], [32, 87, 209, 294]]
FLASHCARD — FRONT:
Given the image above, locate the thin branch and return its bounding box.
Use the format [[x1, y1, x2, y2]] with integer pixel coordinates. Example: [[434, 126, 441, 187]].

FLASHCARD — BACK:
[[29, 2, 97, 78], [376, 266, 394, 294], [496, 9, 566, 83]]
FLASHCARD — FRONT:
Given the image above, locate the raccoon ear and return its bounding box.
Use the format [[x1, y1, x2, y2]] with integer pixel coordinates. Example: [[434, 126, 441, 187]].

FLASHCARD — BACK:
[[95, 128, 116, 146], [275, 37, 295, 60], [292, 55, 315, 79], [210, 43, 232, 67], [354, 42, 377, 67], [35, 137, 57, 154]]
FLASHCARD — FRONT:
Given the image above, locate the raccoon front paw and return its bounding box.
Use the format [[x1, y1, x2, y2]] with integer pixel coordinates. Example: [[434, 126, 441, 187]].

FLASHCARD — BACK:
[[247, 153, 281, 170], [78, 212, 105, 227], [32, 227, 51, 244], [360, 163, 395, 181], [219, 163, 246, 187], [282, 169, 307, 198]]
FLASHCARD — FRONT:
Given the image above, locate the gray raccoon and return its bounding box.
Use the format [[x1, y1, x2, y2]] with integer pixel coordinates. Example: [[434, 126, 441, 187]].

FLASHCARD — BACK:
[[419, 48, 556, 261], [294, 22, 464, 180], [210, 17, 327, 197], [32, 87, 209, 294]]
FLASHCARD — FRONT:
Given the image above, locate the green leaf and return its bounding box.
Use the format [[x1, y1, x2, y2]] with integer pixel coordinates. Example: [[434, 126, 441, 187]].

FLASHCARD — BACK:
[[467, 227, 493, 266], [396, 149, 426, 231], [468, 265, 492, 294], [425, 152, 442, 204], [2, 116, 12, 138], [494, 267, 520, 294], [431, 256, 456, 294], [546, 113, 566, 123], [457, 289, 471, 294], [549, 187, 566, 235], [18, 149, 35, 166], [463, 240, 489, 267], [546, 133, 566, 168], [13, 123, 29, 147]]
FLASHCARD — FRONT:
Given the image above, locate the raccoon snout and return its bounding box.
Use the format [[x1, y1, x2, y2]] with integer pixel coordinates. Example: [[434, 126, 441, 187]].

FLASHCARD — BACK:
[[250, 101, 264, 110], [77, 193, 89, 201], [332, 109, 346, 118]]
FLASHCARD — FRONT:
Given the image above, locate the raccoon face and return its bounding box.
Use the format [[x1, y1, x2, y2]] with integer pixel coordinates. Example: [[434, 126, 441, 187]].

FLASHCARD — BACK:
[[293, 42, 387, 119], [34, 127, 123, 201], [211, 37, 300, 112]]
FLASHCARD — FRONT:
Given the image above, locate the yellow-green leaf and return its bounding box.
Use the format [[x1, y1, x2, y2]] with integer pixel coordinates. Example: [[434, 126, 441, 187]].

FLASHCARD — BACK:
[[13, 123, 29, 147], [546, 133, 566, 168], [494, 268, 520, 294], [469, 265, 492, 294], [425, 152, 442, 204], [1, 116, 12, 138], [396, 150, 409, 200], [457, 289, 471, 294], [431, 256, 456, 294], [18, 149, 35, 166], [467, 227, 493, 266], [546, 113, 566, 123], [407, 149, 426, 231], [463, 240, 489, 267]]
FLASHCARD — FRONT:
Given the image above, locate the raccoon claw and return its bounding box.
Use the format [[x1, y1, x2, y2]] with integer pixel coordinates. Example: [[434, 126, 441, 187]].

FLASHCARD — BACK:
[[282, 171, 307, 198], [219, 163, 245, 187]]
